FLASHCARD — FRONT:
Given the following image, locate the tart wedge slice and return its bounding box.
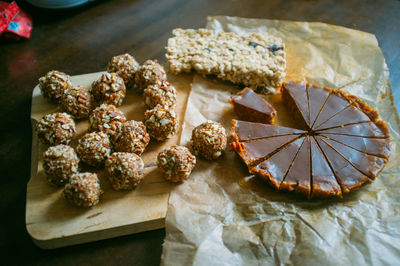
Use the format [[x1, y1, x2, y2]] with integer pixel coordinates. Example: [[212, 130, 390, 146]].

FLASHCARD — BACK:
[[307, 84, 331, 128], [231, 134, 301, 168], [250, 137, 305, 190], [317, 136, 387, 179], [315, 136, 372, 193], [320, 134, 390, 159], [232, 119, 305, 142], [314, 104, 371, 130], [317, 121, 389, 138], [280, 136, 312, 197], [282, 81, 310, 129], [230, 88, 277, 124], [312, 90, 351, 130], [310, 136, 342, 198]]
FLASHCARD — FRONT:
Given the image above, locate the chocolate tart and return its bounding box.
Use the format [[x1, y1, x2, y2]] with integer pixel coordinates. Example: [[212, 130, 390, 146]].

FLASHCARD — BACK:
[[231, 81, 390, 198]]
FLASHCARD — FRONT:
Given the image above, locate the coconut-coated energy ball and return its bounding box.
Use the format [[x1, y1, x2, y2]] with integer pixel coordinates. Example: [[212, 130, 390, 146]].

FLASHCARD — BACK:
[[144, 104, 178, 141], [60, 85, 93, 119], [157, 145, 196, 183], [91, 72, 126, 107], [143, 79, 177, 109], [37, 112, 76, 146], [76, 131, 111, 167], [63, 172, 102, 207], [105, 152, 144, 191], [114, 120, 150, 155], [89, 104, 126, 140], [191, 121, 227, 160], [107, 53, 139, 89], [43, 144, 79, 186], [134, 59, 167, 92], [39, 70, 72, 103]]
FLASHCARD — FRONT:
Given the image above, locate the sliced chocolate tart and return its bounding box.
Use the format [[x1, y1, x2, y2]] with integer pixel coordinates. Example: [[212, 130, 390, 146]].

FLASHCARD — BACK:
[[231, 81, 390, 198]]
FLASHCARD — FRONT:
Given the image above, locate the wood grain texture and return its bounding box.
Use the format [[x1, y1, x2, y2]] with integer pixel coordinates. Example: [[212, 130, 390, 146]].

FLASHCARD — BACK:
[[0, 0, 399, 264]]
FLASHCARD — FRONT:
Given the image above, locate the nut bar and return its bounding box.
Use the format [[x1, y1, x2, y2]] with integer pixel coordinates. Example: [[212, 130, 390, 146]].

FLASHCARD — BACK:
[[166, 28, 286, 90]]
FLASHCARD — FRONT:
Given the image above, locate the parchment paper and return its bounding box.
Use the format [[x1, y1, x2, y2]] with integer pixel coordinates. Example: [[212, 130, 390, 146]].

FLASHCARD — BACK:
[[161, 16, 400, 265]]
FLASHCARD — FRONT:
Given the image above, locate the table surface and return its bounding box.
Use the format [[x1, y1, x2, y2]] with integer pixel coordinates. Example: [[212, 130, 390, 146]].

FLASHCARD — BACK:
[[1, 0, 399, 265]]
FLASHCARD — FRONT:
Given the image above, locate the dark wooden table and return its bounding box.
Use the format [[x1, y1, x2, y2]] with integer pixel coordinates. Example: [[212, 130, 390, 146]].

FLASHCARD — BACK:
[[1, 0, 399, 265]]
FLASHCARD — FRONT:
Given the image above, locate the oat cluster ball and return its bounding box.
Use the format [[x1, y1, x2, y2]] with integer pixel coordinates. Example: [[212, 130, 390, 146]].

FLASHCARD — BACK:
[[191, 121, 227, 160], [89, 104, 127, 139], [37, 112, 76, 146], [43, 145, 79, 186], [76, 131, 112, 167], [92, 72, 126, 106], [157, 145, 196, 182], [135, 59, 167, 92], [39, 70, 72, 103], [106, 152, 144, 190], [60, 85, 93, 119], [144, 104, 178, 141], [63, 172, 102, 207], [143, 80, 177, 109], [107, 53, 139, 89], [114, 120, 150, 155], [37, 56, 180, 207]]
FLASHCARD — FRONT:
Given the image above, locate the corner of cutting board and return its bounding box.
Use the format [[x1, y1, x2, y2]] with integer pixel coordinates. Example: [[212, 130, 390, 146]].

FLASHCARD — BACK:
[[26, 217, 166, 249]]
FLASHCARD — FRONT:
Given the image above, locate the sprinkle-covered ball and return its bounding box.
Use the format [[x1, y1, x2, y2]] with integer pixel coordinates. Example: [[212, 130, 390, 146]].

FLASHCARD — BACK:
[[63, 172, 102, 207], [157, 145, 196, 183], [144, 104, 178, 141], [92, 72, 126, 107], [60, 85, 93, 119], [105, 152, 145, 191], [43, 144, 79, 186], [143, 80, 177, 109], [114, 120, 150, 155], [39, 70, 72, 103], [191, 121, 227, 160], [89, 103, 126, 140], [37, 112, 76, 146], [134, 59, 167, 92], [76, 131, 111, 167], [107, 53, 139, 89]]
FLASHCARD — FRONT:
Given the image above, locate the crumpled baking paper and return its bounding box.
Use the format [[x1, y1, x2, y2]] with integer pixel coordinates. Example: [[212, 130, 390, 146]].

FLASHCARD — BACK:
[[161, 16, 400, 265]]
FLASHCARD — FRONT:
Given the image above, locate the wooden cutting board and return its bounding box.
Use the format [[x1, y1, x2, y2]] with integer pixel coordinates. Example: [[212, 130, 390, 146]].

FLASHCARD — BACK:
[[26, 71, 192, 249]]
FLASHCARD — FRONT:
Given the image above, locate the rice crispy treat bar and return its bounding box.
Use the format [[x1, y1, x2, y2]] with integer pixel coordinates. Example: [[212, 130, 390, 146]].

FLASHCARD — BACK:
[[166, 28, 286, 90]]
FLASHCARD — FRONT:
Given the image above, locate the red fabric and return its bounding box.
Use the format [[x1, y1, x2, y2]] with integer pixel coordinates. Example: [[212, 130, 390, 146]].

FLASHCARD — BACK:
[[0, 1, 32, 39]]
